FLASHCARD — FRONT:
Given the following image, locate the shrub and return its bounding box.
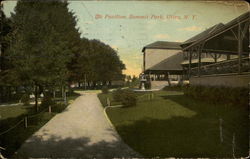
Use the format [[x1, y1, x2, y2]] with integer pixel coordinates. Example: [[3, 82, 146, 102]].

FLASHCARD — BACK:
[[120, 89, 137, 107], [184, 85, 248, 107], [101, 86, 109, 94], [113, 89, 137, 107], [40, 95, 55, 109], [163, 85, 183, 91], [52, 103, 67, 113], [113, 88, 123, 101], [20, 94, 30, 105]]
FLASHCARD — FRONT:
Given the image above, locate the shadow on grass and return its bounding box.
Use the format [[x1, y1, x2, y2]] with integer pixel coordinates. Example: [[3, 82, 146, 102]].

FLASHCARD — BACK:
[[0, 96, 79, 157], [0, 113, 55, 158], [115, 116, 248, 158], [14, 128, 141, 159], [112, 94, 248, 158]]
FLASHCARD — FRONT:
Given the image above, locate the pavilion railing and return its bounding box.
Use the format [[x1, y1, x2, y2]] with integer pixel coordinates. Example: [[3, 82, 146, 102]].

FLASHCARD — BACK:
[[190, 57, 250, 76]]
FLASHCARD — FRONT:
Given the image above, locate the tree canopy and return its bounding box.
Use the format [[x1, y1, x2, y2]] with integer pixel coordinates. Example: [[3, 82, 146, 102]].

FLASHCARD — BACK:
[[0, 0, 126, 104]]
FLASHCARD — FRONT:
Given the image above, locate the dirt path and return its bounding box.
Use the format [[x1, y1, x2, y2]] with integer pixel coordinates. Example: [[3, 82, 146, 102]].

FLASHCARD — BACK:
[[17, 92, 140, 158]]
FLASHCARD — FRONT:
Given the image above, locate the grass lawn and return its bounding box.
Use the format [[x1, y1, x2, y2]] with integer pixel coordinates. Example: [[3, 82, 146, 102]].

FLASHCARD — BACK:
[[0, 104, 30, 120], [0, 92, 80, 157], [99, 91, 248, 158]]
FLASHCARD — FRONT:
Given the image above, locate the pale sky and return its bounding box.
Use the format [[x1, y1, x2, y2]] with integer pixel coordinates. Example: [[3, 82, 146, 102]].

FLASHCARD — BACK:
[[3, 0, 249, 76]]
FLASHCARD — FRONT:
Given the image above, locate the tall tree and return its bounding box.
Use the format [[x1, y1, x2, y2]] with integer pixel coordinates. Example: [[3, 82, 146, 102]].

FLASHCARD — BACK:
[[0, 8, 13, 103], [8, 0, 81, 111]]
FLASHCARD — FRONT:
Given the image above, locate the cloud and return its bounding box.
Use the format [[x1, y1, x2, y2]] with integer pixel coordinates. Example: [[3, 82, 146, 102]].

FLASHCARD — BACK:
[[153, 34, 170, 39], [178, 26, 202, 31]]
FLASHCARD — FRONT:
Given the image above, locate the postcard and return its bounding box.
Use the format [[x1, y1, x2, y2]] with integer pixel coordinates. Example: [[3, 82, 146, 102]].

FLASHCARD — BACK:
[[0, 0, 249, 158]]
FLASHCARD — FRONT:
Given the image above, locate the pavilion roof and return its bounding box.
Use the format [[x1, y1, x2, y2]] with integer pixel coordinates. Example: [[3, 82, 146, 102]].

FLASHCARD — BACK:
[[182, 11, 249, 55], [144, 52, 183, 74], [142, 41, 182, 52], [180, 23, 225, 47]]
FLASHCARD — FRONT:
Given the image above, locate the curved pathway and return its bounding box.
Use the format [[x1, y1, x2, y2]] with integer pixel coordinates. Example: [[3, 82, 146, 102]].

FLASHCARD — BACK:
[[17, 91, 141, 158]]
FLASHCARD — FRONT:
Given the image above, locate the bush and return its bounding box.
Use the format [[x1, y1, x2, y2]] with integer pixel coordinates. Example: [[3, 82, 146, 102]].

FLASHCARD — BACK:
[[40, 95, 55, 109], [113, 88, 123, 101], [52, 103, 67, 113], [113, 89, 137, 107], [163, 85, 183, 91], [101, 86, 109, 94], [20, 94, 30, 105], [184, 85, 248, 107]]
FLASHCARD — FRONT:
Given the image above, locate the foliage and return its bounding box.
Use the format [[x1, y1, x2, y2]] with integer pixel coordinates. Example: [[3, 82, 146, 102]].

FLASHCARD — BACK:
[[40, 95, 55, 109], [7, 0, 80, 86], [125, 75, 140, 88], [183, 85, 248, 107], [68, 38, 126, 87], [101, 86, 109, 94], [20, 94, 30, 105], [113, 88, 123, 102], [113, 89, 137, 107], [163, 85, 184, 91]]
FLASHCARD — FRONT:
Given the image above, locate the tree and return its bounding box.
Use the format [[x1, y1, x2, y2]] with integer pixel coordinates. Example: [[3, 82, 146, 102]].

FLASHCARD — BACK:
[[0, 8, 13, 103], [86, 39, 125, 87], [68, 38, 126, 88], [7, 0, 81, 111]]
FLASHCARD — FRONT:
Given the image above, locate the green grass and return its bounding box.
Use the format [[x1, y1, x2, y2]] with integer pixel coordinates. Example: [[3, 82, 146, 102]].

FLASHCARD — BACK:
[[102, 91, 248, 158], [98, 92, 122, 107], [0, 104, 30, 120], [0, 92, 80, 157]]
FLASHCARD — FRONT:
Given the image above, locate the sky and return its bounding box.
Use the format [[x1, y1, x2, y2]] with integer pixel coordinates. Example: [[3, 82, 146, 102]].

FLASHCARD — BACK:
[[2, 0, 249, 76]]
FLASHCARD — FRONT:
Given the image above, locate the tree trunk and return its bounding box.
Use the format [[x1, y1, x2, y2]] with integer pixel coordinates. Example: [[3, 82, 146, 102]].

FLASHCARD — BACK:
[[61, 86, 64, 98], [35, 85, 38, 112], [53, 90, 56, 98], [0, 86, 3, 103]]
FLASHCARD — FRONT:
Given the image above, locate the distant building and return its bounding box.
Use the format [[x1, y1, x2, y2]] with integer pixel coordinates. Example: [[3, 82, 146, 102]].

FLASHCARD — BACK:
[[142, 41, 184, 89]]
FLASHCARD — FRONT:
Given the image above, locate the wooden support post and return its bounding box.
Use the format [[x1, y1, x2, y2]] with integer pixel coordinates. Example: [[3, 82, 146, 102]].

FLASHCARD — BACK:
[[84, 74, 87, 90], [232, 133, 235, 158], [64, 91, 67, 105], [49, 106, 51, 114], [238, 23, 242, 74], [35, 85, 38, 112], [198, 46, 201, 77], [167, 72, 171, 86], [188, 49, 192, 78], [61, 86, 64, 98], [219, 118, 223, 143], [198, 43, 205, 77], [107, 98, 110, 106], [24, 116, 28, 128]]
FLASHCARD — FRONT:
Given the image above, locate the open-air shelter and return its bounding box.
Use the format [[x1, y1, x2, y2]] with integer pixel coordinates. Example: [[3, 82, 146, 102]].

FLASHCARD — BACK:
[[181, 11, 249, 87]]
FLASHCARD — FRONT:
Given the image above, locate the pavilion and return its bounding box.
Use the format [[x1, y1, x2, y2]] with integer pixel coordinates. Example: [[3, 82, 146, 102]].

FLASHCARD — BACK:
[[181, 11, 249, 87], [142, 41, 184, 87]]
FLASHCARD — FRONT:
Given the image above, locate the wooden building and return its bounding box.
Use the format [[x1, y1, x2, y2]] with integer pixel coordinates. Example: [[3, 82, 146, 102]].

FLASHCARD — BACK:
[[142, 41, 184, 88], [181, 11, 249, 88]]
